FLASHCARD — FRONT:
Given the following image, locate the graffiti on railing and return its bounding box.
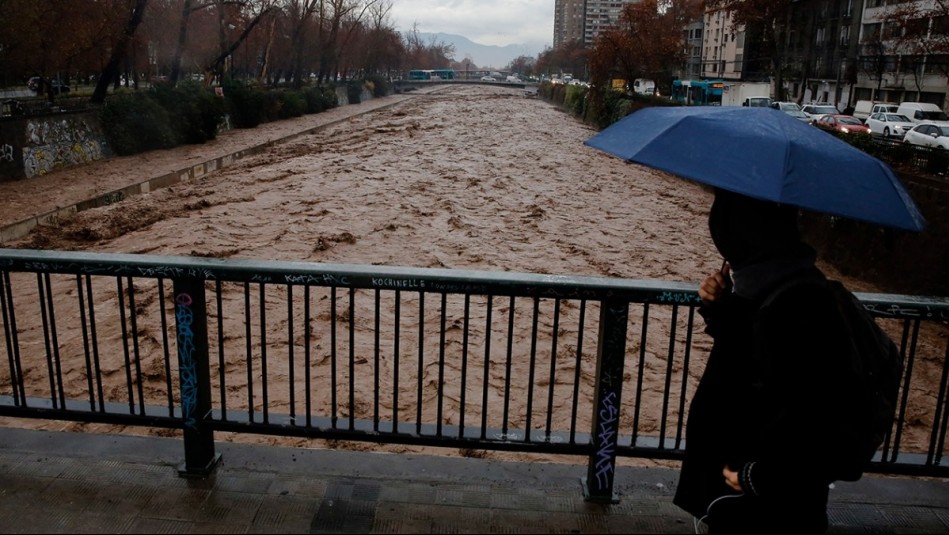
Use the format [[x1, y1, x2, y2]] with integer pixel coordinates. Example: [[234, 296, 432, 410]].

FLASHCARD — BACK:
[[175, 292, 198, 429], [592, 390, 619, 490], [285, 273, 350, 286], [657, 291, 701, 305], [864, 303, 949, 321], [134, 266, 188, 278], [494, 432, 522, 441]]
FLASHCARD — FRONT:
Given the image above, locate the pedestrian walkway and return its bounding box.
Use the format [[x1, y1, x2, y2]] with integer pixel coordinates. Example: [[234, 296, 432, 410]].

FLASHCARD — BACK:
[[0, 427, 946, 534]]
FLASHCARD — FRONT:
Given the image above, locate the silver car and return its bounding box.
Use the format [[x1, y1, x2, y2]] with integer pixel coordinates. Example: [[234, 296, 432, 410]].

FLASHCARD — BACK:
[[865, 112, 915, 139], [801, 103, 839, 124], [903, 122, 949, 150]]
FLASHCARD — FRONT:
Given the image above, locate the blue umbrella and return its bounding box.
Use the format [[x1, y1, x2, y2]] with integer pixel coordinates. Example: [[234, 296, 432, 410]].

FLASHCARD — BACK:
[[584, 106, 926, 232]]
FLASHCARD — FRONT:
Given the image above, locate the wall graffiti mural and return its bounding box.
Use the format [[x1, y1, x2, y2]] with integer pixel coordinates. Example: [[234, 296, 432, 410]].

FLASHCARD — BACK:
[[21, 116, 109, 178]]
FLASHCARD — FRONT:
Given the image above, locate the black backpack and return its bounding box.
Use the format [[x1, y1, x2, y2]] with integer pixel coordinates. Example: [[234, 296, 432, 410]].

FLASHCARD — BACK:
[[825, 279, 905, 480], [759, 276, 904, 481]]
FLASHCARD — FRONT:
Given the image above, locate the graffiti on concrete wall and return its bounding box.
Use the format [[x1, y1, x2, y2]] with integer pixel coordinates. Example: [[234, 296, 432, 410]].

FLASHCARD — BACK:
[[21, 117, 109, 178]]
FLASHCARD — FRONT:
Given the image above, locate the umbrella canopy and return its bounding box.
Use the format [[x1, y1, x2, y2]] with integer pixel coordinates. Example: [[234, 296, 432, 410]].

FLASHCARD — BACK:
[[584, 106, 926, 232]]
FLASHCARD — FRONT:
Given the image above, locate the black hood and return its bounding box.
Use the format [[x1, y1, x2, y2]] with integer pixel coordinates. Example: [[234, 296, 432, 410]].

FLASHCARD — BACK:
[[708, 189, 809, 270]]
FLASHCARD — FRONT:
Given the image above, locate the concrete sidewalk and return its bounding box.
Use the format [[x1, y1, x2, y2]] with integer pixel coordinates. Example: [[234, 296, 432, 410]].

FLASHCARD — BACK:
[[0, 427, 947, 534]]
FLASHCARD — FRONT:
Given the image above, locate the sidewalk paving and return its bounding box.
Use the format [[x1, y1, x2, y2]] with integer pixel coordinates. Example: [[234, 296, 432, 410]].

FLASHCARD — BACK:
[[0, 427, 947, 534]]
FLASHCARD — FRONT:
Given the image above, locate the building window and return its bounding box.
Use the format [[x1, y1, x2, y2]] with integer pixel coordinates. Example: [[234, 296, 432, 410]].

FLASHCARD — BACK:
[[862, 23, 881, 42], [735, 54, 743, 72], [840, 26, 850, 47]]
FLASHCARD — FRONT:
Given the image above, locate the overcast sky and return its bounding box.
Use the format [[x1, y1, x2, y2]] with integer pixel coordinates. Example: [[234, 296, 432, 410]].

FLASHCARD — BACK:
[[388, 0, 555, 48]]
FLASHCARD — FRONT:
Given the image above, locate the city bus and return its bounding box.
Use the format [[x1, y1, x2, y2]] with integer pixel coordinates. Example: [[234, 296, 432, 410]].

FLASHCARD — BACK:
[[671, 79, 725, 106], [407, 69, 457, 81]]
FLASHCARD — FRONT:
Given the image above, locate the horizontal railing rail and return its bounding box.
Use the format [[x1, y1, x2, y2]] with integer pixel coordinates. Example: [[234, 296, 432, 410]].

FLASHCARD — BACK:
[[1, 249, 947, 502]]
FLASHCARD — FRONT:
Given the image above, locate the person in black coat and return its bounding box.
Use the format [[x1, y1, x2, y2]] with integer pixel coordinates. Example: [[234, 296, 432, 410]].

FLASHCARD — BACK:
[[673, 189, 864, 533]]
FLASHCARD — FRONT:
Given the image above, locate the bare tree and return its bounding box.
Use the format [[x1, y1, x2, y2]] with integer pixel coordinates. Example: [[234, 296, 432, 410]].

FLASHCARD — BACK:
[[92, 0, 149, 103]]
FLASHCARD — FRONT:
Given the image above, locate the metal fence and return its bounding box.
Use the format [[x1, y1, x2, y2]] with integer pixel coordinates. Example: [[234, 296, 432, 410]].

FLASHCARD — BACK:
[[1, 248, 947, 502]]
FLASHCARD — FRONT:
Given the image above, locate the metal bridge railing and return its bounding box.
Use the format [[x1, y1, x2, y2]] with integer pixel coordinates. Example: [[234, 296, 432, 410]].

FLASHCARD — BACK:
[[1, 248, 947, 502]]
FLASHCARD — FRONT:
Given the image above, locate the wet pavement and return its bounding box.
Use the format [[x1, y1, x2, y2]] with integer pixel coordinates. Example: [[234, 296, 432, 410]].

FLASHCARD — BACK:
[[0, 427, 948, 534]]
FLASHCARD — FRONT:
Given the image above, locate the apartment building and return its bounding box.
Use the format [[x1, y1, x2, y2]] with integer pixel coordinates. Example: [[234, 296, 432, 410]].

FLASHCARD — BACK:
[[693, 0, 945, 110], [855, 0, 947, 107], [553, 0, 639, 48]]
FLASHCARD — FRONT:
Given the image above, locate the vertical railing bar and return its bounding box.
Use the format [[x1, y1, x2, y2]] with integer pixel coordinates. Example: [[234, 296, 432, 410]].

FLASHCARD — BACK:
[[0, 271, 24, 405], [922, 319, 947, 466], [437, 292, 447, 437], [348, 287, 355, 431], [330, 286, 338, 429], [259, 282, 269, 424], [392, 289, 401, 433], [304, 285, 312, 428], [416, 292, 425, 435], [76, 274, 96, 411], [675, 306, 697, 449], [569, 300, 587, 444], [502, 295, 515, 435], [244, 282, 255, 423], [116, 277, 136, 414], [373, 289, 381, 431], [658, 305, 680, 449], [159, 279, 175, 417], [480, 295, 493, 440], [931, 335, 949, 467], [525, 297, 540, 442], [215, 280, 227, 421], [43, 273, 67, 407], [459, 294, 471, 438], [895, 318, 918, 462], [545, 298, 561, 438], [85, 275, 104, 412], [287, 285, 296, 426], [36, 273, 59, 408], [631, 303, 650, 447], [126, 277, 146, 415], [2, 274, 22, 405]]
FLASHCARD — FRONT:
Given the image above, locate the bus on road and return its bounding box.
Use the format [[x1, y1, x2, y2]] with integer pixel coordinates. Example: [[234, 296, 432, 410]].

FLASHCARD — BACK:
[[671, 79, 724, 106], [407, 69, 457, 81]]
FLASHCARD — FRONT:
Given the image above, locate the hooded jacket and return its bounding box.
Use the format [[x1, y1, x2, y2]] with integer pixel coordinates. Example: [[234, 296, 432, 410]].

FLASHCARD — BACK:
[[673, 190, 862, 533]]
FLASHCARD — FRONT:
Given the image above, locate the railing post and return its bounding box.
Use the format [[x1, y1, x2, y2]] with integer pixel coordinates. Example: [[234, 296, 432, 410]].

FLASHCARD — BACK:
[[172, 278, 221, 477], [583, 299, 629, 504]]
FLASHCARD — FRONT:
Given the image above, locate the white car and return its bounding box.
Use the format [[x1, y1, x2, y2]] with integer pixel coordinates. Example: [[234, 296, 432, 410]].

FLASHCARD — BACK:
[[770, 101, 810, 122], [865, 113, 915, 139], [902, 122, 949, 150], [800, 103, 839, 124], [480, 76, 497, 82]]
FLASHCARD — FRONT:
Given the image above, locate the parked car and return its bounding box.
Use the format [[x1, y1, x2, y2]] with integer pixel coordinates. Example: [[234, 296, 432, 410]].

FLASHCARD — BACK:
[[852, 100, 899, 121], [896, 102, 949, 124], [27, 76, 70, 95], [865, 113, 915, 139], [814, 114, 871, 135], [480, 76, 497, 82], [770, 101, 810, 122], [800, 103, 840, 123], [902, 122, 949, 150]]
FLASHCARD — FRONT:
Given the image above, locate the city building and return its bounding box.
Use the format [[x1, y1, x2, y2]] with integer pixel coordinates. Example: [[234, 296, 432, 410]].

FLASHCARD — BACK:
[[688, 0, 946, 110], [553, 0, 640, 48]]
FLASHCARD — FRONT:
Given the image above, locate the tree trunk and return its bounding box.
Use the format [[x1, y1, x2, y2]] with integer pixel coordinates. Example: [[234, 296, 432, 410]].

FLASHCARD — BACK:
[[169, 0, 193, 85], [91, 0, 148, 104]]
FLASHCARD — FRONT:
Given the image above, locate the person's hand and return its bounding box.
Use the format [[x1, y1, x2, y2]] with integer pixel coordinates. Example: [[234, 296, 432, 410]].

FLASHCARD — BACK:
[[698, 263, 731, 304], [723, 465, 742, 492]]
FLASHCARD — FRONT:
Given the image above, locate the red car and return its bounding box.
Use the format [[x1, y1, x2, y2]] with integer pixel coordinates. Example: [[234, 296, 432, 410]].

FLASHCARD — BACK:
[[815, 114, 871, 135]]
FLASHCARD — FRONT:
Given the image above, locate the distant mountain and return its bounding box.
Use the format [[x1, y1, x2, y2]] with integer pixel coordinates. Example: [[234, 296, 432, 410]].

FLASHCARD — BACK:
[[409, 32, 545, 69]]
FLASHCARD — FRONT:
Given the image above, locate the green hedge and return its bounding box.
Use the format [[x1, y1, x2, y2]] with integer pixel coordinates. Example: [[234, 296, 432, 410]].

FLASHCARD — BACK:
[[98, 79, 348, 156]]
